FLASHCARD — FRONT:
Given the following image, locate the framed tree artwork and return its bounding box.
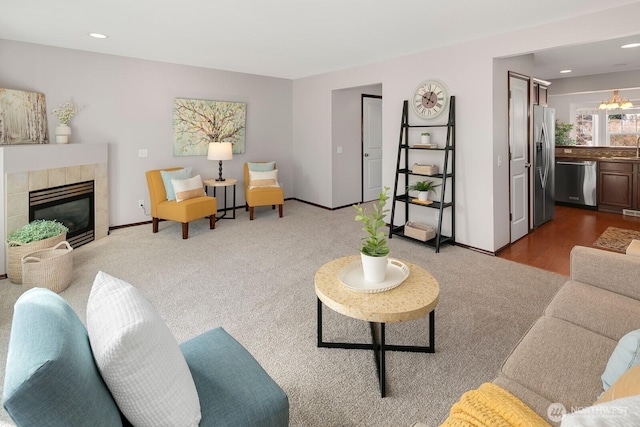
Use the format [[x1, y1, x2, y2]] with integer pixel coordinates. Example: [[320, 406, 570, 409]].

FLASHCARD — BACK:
[[173, 98, 246, 156], [0, 88, 49, 145]]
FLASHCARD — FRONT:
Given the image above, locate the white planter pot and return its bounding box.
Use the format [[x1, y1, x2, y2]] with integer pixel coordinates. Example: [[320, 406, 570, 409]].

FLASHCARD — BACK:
[[55, 125, 71, 144], [420, 134, 431, 144], [361, 253, 388, 283], [418, 191, 429, 201]]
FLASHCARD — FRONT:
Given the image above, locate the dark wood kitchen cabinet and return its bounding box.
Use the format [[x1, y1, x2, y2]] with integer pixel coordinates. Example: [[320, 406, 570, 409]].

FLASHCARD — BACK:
[[598, 161, 635, 213]]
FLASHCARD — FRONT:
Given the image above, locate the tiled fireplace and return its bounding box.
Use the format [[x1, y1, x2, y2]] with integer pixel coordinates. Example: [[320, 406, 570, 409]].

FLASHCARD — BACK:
[[1, 143, 109, 277]]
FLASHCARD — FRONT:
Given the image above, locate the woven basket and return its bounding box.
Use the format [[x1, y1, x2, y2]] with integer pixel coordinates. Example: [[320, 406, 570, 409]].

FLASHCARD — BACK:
[[7, 232, 67, 284], [22, 241, 74, 293]]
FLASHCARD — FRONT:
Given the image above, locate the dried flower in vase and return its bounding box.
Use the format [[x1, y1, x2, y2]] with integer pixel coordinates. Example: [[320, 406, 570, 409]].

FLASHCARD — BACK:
[[51, 99, 85, 125]]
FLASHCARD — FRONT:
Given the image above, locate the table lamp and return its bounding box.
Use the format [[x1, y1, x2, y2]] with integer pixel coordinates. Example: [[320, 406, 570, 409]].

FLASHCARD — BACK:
[[207, 142, 233, 181]]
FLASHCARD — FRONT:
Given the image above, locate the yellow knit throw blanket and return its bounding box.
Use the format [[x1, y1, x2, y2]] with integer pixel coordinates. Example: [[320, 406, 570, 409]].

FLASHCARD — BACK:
[[440, 383, 551, 427]]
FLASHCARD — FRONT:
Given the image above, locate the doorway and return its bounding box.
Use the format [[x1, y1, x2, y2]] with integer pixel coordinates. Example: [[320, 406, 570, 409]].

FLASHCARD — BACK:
[[362, 95, 382, 202], [330, 84, 382, 208]]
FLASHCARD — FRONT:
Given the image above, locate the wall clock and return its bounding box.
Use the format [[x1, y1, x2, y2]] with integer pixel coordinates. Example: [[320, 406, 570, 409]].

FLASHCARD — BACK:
[[412, 79, 449, 119]]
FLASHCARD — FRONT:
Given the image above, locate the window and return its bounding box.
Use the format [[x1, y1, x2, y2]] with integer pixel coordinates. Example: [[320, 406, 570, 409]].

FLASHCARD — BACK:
[[607, 113, 640, 147], [575, 110, 597, 146], [572, 108, 639, 146]]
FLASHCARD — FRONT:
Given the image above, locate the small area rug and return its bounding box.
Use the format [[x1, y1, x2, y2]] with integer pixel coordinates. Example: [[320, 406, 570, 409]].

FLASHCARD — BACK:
[[593, 226, 640, 253]]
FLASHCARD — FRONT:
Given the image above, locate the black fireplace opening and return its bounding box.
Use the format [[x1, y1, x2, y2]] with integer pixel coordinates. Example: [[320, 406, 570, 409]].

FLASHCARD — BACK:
[[29, 181, 95, 248]]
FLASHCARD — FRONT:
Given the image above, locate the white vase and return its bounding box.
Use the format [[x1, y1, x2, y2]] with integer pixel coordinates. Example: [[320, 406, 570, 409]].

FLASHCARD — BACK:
[[361, 253, 388, 283], [55, 125, 71, 144], [418, 191, 429, 201], [420, 134, 431, 144]]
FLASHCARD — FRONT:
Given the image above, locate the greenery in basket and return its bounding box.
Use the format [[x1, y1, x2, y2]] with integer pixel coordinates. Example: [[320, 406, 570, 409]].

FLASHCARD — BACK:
[[407, 180, 440, 195], [7, 220, 68, 246], [353, 187, 390, 257]]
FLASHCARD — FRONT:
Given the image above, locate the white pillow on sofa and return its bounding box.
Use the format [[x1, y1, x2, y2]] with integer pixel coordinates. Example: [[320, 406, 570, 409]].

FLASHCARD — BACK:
[[601, 329, 640, 390], [86, 271, 201, 427]]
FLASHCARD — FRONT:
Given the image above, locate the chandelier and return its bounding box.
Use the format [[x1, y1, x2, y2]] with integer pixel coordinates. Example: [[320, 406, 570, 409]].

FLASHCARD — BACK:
[[599, 90, 634, 110]]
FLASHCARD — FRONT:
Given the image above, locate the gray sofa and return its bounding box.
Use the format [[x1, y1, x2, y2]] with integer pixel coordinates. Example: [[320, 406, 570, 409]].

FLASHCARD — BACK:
[[492, 245, 640, 424]]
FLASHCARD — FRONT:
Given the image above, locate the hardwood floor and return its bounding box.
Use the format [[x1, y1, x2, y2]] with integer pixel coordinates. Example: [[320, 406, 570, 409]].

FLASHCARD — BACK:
[[497, 205, 640, 276]]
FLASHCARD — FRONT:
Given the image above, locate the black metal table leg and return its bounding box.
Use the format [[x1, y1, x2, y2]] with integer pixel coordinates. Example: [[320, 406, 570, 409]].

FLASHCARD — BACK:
[[380, 323, 386, 397], [317, 298, 435, 397]]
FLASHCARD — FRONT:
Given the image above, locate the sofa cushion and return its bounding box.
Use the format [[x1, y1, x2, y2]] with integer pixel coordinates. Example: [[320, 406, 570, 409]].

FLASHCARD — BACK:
[[601, 329, 640, 390], [501, 316, 616, 411], [3, 288, 122, 427], [570, 246, 640, 300], [493, 375, 555, 425], [545, 281, 640, 341], [87, 271, 201, 427], [160, 167, 192, 201], [180, 327, 289, 427]]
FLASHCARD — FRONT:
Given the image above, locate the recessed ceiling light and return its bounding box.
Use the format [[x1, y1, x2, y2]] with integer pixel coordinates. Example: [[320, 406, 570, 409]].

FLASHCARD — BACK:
[[560, 69, 572, 74], [621, 43, 640, 49], [89, 33, 108, 39]]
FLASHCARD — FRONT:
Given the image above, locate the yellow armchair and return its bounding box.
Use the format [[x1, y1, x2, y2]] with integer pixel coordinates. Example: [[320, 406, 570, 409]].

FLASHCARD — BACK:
[[146, 168, 217, 239], [244, 162, 284, 220]]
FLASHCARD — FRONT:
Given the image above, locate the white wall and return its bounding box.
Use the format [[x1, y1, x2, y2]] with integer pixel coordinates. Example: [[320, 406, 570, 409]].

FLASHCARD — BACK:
[[331, 84, 382, 208], [0, 40, 293, 226], [292, 3, 640, 253]]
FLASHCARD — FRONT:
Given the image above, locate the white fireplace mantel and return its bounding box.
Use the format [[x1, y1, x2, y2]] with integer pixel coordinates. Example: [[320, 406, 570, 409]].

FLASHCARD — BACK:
[[1, 143, 109, 277]]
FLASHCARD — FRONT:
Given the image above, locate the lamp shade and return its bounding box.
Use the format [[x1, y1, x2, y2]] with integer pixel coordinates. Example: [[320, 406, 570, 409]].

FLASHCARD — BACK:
[[207, 142, 233, 161]]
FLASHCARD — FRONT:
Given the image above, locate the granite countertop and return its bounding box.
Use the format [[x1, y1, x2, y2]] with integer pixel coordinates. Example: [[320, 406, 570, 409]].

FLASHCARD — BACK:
[[555, 146, 640, 162]]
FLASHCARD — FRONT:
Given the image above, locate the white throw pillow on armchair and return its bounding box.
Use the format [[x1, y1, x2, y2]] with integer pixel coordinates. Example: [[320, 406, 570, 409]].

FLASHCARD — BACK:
[[86, 271, 201, 427]]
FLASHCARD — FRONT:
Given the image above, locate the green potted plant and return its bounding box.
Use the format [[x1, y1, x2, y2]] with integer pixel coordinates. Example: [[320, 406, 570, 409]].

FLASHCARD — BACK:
[[353, 187, 390, 282], [6, 219, 69, 284], [555, 120, 575, 146], [407, 180, 440, 202], [420, 132, 431, 145]]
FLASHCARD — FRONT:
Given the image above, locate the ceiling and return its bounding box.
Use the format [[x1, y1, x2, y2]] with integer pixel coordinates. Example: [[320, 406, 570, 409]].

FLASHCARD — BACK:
[[1, 0, 639, 79], [533, 34, 640, 80]]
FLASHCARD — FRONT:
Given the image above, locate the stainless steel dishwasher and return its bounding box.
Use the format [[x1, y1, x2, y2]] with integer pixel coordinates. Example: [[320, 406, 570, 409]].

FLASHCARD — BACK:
[[555, 160, 597, 207]]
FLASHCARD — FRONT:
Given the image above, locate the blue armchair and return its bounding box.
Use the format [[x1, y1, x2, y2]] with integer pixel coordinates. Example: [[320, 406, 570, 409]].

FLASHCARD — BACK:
[[3, 288, 289, 426]]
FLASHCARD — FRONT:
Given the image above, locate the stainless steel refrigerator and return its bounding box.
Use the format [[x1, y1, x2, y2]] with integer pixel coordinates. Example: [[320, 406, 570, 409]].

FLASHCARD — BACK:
[[533, 105, 555, 227]]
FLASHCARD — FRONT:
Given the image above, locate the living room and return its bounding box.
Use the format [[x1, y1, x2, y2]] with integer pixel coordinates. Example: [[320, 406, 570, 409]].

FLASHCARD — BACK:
[[1, 3, 639, 256], [2, 2, 640, 426]]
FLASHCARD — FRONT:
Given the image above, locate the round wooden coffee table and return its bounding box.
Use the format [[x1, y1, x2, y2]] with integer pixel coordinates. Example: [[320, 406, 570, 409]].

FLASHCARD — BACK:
[[315, 255, 439, 397]]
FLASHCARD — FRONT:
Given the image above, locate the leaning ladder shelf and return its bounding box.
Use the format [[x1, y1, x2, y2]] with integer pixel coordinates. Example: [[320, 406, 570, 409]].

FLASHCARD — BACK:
[[389, 96, 455, 253]]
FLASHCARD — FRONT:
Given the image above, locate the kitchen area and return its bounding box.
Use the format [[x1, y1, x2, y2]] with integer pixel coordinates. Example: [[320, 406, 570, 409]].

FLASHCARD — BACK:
[[555, 142, 640, 215], [536, 37, 640, 217], [499, 35, 640, 275]]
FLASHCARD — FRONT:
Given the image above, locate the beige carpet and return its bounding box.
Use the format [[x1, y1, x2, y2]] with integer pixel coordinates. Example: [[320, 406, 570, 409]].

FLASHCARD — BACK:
[[593, 226, 640, 253], [0, 201, 566, 426]]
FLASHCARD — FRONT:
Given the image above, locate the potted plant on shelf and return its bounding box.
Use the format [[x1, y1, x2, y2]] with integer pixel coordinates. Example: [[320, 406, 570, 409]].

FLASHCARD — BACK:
[[6, 219, 69, 284], [420, 132, 431, 145], [407, 180, 440, 202], [353, 187, 390, 283]]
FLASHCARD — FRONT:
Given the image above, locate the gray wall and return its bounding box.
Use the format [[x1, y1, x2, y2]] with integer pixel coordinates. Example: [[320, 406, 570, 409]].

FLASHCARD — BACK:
[[0, 39, 293, 226]]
